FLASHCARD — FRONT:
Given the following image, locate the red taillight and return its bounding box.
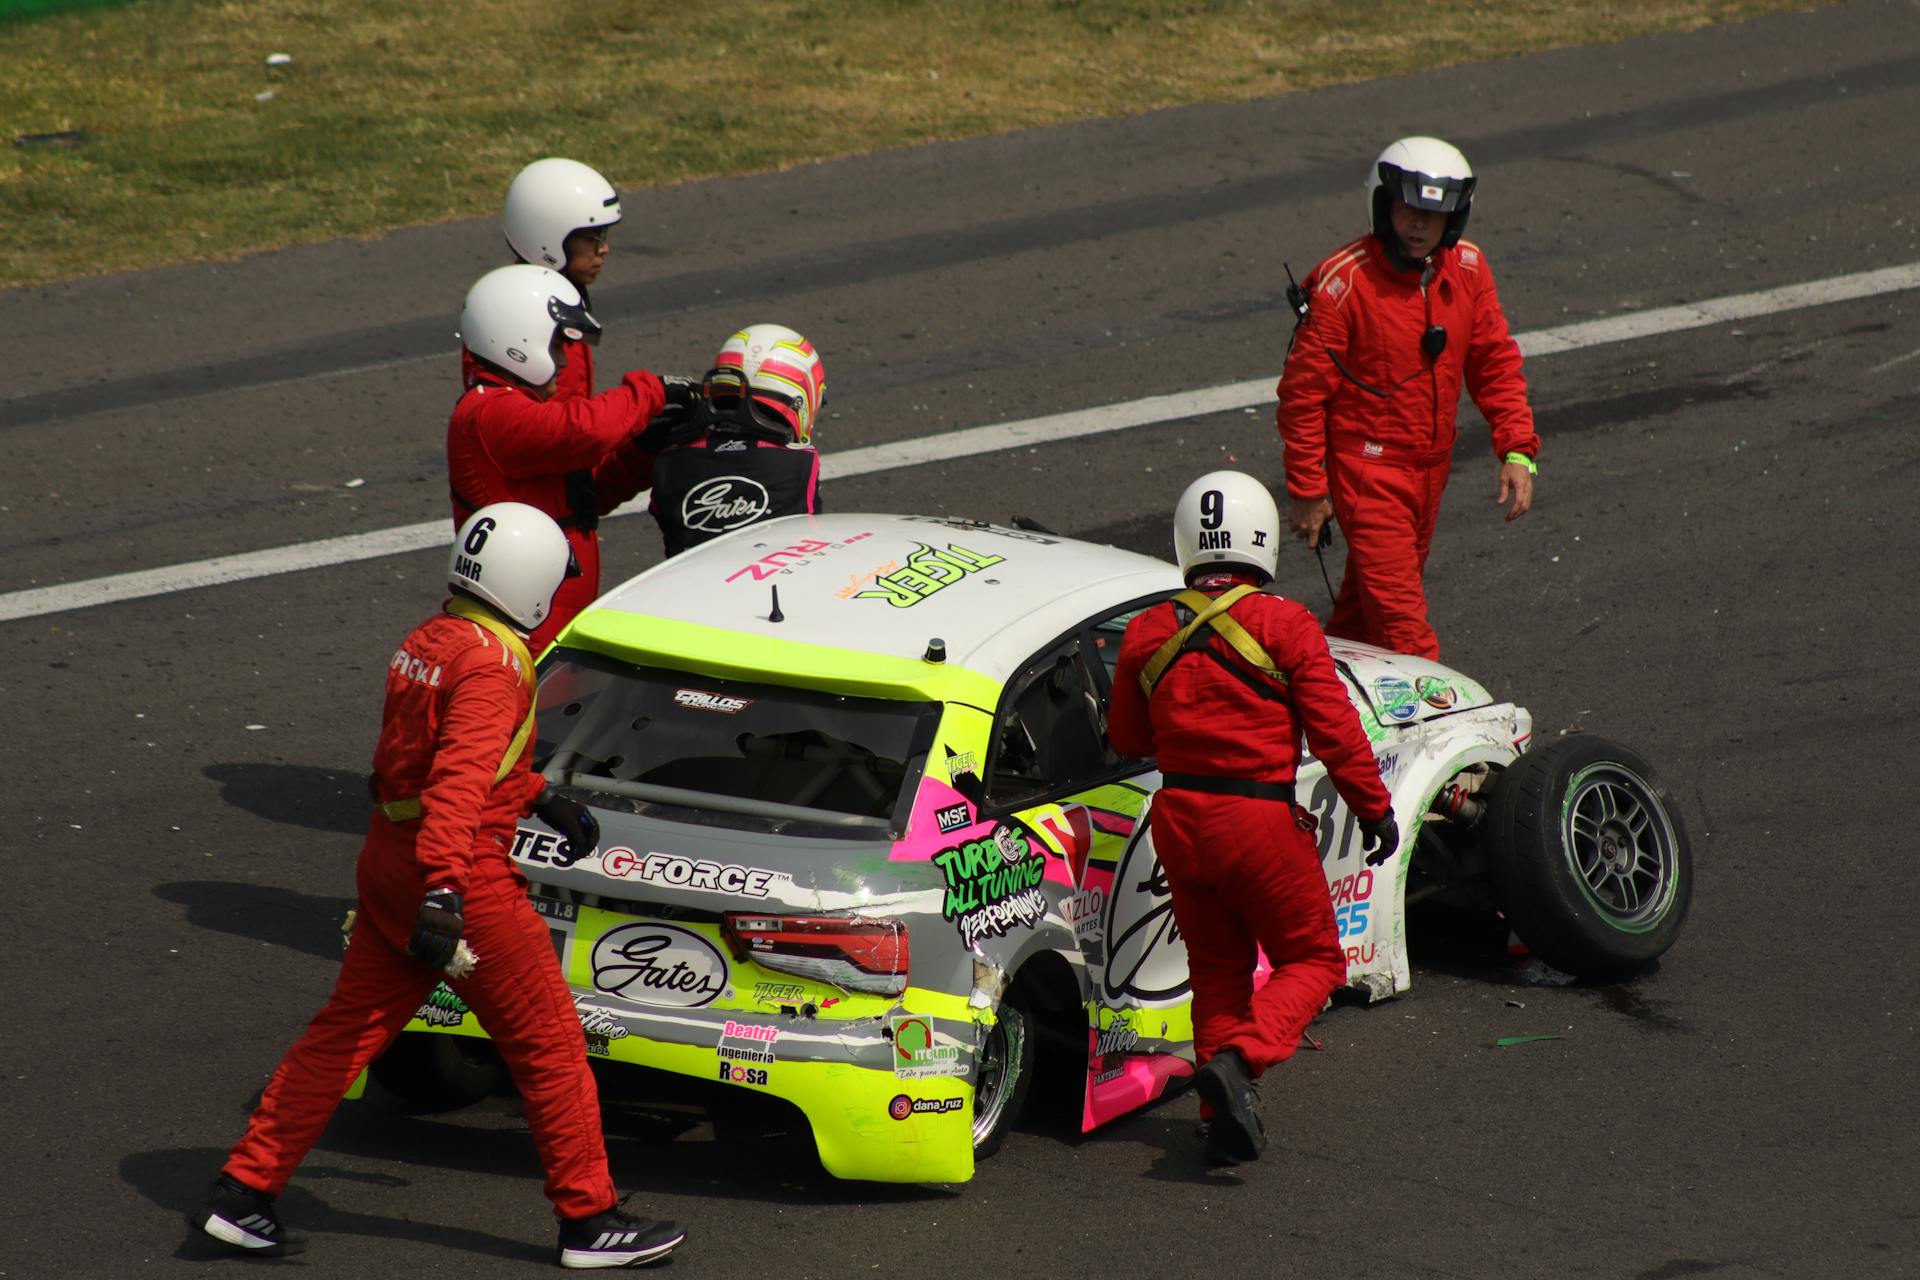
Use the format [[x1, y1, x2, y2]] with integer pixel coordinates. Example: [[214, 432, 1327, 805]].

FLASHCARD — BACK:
[[722, 914, 909, 996]]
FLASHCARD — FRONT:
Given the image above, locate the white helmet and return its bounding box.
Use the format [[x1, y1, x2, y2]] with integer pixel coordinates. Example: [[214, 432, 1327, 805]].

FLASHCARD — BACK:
[[1173, 471, 1281, 583], [447, 502, 577, 632], [503, 157, 622, 271], [709, 323, 827, 445], [458, 264, 601, 387], [1365, 136, 1476, 250]]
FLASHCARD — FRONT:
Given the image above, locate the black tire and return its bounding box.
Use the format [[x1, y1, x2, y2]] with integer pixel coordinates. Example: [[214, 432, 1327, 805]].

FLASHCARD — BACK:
[[369, 1032, 503, 1109], [1483, 735, 1693, 979], [971, 991, 1035, 1158]]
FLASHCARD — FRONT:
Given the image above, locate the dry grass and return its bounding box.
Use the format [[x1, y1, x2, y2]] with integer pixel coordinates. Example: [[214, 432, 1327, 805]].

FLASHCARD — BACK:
[[0, 0, 1833, 288]]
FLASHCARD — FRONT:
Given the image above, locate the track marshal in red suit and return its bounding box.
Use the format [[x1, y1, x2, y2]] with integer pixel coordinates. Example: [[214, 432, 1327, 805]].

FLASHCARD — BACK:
[[190, 502, 687, 1269], [1276, 136, 1539, 660], [1107, 471, 1399, 1166], [448, 262, 700, 654]]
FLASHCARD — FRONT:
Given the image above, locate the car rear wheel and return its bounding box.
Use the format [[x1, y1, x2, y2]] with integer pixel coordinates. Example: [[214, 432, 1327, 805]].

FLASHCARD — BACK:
[[369, 1032, 503, 1109], [971, 991, 1034, 1157], [1483, 735, 1693, 979]]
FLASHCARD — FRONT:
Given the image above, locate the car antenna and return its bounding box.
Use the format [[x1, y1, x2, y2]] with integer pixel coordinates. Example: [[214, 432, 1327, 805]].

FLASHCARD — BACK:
[[768, 584, 785, 623]]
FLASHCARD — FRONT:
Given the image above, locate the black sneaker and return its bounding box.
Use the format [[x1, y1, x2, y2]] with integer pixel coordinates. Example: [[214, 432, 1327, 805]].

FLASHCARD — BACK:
[[191, 1174, 307, 1256], [557, 1205, 685, 1269], [1193, 1120, 1243, 1168], [1193, 1048, 1266, 1164]]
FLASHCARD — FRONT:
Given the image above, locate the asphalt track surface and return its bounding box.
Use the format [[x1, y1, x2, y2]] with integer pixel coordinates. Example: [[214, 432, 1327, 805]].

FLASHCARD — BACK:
[[4, 3, 1917, 1276]]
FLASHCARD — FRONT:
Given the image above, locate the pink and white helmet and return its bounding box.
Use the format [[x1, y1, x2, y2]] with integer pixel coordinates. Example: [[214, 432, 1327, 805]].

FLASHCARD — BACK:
[[712, 324, 826, 445]]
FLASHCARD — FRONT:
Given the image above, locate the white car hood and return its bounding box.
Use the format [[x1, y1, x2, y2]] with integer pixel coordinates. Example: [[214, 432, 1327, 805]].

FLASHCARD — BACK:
[[1327, 640, 1494, 727]]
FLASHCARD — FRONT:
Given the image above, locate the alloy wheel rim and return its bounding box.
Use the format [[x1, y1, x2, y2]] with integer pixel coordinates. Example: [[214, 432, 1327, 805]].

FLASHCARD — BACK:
[[1562, 764, 1680, 932]]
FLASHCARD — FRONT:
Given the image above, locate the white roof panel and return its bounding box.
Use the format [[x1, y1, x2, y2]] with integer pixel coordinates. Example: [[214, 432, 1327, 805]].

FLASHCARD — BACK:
[[585, 514, 1182, 685]]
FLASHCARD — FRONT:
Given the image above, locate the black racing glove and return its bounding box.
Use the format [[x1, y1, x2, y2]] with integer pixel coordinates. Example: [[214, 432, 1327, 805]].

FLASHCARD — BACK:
[[1360, 810, 1399, 867], [408, 888, 464, 970], [535, 786, 600, 868], [633, 407, 703, 452], [658, 374, 701, 410]]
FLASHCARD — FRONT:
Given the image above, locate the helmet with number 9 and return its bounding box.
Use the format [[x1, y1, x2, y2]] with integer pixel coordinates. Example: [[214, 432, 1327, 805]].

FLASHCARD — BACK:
[[447, 501, 578, 631], [458, 264, 602, 388], [711, 323, 827, 445], [503, 157, 622, 271], [1172, 470, 1282, 584], [1365, 136, 1476, 249]]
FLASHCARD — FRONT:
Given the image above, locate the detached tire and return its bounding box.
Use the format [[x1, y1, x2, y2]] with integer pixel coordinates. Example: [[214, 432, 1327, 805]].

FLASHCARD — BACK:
[[971, 992, 1035, 1158], [369, 1033, 503, 1109], [1484, 735, 1693, 979]]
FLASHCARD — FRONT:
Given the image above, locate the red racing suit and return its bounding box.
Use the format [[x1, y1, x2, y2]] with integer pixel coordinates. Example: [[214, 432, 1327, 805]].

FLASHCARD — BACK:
[[448, 367, 666, 653], [1107, 572, 1391, 1085], [222, 604, 617, 1220], [1276, 234, 1539, 659]]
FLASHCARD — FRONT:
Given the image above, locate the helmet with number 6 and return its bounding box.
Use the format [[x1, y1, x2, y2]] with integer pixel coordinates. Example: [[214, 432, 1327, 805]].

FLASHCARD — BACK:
[[447, 502, 579, 632], [458, 264, 602, 388], [1365, 136, 1476, 249], [503, 157, 622, 271], [1173, 470, 1282, 584], [710, 323, 827, 445]]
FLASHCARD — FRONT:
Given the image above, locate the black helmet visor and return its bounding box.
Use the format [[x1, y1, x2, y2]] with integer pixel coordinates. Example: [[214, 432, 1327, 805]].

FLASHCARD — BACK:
[[1382, 164, 1475, 213], [547, 294, 604, 347]]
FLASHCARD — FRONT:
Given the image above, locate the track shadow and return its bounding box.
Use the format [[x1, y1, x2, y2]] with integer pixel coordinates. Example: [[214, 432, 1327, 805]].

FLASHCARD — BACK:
[[1071, 1088, 1243, 1188], [203, 761, 371, 834], [121, 1145, 546, 1265], [155, 879, 354, 961]]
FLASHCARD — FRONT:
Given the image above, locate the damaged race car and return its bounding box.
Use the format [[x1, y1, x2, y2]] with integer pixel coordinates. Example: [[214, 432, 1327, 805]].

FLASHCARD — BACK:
[[371, 513, 1692, 1183]]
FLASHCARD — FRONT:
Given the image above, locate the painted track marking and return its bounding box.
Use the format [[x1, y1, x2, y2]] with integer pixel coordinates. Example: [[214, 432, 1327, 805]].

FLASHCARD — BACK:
[[5, 261, 1918, 623]]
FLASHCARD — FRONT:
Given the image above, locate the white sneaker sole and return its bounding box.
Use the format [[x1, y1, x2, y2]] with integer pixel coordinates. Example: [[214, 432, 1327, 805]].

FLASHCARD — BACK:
[[199, 1209, 300, 1255], [559, 1229, 686, 1269]]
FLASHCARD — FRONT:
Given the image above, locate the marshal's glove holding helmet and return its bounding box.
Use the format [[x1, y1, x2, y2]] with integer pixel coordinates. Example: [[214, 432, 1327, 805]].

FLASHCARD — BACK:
[[1360, 810, 1400, 867], [408, 888, 465, 970], [658, 373, 701, 410], [535, 785, 600, 868]]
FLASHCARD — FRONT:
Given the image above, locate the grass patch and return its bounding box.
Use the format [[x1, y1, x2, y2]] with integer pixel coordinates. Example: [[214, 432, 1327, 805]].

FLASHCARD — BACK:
[[0, 0, 1833, 289]]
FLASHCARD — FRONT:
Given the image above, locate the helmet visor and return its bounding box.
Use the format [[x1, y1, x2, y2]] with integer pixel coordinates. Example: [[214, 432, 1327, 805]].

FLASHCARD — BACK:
[[1382, 164, 1474, 213], [547, 294, 604, 348]]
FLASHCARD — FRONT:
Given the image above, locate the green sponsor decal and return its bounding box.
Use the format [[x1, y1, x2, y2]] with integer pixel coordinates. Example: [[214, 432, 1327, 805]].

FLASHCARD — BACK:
[[415, 984, 468, 1028], [854, 543, 1006, 608], [934, 824, 1047, 947]]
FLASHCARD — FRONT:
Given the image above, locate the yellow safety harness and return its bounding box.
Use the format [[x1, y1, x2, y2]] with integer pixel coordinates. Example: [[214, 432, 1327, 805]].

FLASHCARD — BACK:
[[1137, 584, 1289, 700], [376, 596, 539, 823]]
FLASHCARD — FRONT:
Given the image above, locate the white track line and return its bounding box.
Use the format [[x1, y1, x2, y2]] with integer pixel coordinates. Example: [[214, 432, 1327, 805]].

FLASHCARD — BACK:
[[5, 261, 1918, 623]]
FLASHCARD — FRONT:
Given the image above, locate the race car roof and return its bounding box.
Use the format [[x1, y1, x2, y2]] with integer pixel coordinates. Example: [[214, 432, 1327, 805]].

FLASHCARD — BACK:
[[567, 514, 1182, 693]]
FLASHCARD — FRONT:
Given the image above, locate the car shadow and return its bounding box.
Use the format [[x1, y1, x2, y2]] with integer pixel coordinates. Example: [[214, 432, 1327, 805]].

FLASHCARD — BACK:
[[155, 880, 354, 962], [1406, 900, 1686, 1030], [327, 1065, 955, 1208], [203, 761, 372, 834]]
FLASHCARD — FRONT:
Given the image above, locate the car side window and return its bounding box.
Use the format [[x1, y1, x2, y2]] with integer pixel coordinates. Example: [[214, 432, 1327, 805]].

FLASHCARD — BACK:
[[987, 636, 1118, 808], [1089, 608, 1144, 687], [1087, 596, 1171, 767]]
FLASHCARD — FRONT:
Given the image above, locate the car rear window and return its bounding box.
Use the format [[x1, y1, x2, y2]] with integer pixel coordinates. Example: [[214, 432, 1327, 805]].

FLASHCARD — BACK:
[[534, 649, 940, 834]]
